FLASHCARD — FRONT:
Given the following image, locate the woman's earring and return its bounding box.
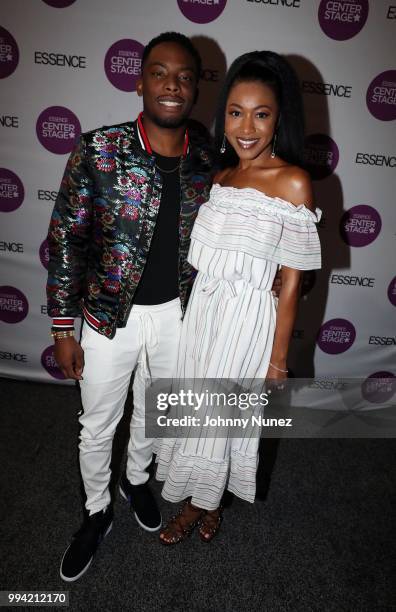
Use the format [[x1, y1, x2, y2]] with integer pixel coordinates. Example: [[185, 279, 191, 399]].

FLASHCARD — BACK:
[[270, 133, 277, 159], [220, 134, 227, 154]]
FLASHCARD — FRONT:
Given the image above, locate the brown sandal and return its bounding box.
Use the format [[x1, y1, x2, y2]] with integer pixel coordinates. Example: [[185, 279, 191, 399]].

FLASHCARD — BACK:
[[198, 507, 223, 543], [159, 499, 205, 545]]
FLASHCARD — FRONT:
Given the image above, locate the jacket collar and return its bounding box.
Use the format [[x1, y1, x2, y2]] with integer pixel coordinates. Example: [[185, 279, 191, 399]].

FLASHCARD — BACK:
[[136, 112, 189, 156]]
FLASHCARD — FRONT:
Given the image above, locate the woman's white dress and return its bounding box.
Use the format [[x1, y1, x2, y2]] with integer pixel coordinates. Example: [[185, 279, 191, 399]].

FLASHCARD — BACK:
[[155, 184, 321, 510]]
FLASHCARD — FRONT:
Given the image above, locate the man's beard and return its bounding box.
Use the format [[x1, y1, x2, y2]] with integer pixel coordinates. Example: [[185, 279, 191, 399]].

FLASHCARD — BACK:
[[146, 107, 191, 129]]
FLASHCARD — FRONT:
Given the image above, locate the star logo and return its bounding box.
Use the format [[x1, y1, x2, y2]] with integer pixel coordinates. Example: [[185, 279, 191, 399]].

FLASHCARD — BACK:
[[354, 14, 361, 22], [69, 131, 75, 139], [17, 305, 23, 312], [369, 227, 375, 233], [6, 53, 12, 61], [13, 191, 18, 197]]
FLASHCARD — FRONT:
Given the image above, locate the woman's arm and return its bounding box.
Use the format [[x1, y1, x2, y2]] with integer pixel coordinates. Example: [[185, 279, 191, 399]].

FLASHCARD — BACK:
[[266, 166, 314, 380], [267, 266, 301, 380]]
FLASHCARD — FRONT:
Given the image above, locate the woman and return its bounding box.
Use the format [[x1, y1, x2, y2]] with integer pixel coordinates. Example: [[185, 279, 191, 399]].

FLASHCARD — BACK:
[[155, 50, 322, 544]]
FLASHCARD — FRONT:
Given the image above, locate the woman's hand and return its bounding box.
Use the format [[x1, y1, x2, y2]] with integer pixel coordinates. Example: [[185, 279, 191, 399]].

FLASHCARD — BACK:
[[266, 362, 288, 392]]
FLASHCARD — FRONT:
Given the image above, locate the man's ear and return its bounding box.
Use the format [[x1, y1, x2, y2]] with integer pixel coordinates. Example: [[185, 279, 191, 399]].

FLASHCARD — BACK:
[[136, 78, 143, 97]]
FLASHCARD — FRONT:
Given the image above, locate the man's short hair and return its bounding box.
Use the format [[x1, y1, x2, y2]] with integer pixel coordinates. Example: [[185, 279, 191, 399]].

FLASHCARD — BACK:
[[141, 32, 202, 79]]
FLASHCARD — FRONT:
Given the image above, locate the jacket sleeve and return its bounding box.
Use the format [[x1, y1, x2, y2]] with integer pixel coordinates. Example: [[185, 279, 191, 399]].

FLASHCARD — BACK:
[[46, 135, 94, 318]]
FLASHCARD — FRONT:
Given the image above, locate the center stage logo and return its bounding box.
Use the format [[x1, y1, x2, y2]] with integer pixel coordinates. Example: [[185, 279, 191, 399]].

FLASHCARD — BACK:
[[0, 26, 19, 79], [388, 276, 396, 307], [318, 0, 368, 40], [42, 0, 76, 7], [177, 0, 227, 23], [39, 239, 49, 270], [36, 106, 81, 154], [104, 39, 144, 92], [366, 71, 396, 122], [317, 318, 356, 354], [0, 286, 29, 324], [361, 372, 396, 404], [340, 205, 381, 247], [41, 345, 65, 379], [0, 169, 24, 213], [304, 134, 339, 180]]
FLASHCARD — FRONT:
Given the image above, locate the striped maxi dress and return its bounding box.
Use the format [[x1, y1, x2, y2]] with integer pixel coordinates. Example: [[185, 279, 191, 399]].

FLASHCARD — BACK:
[[155, 183, 322, 510]]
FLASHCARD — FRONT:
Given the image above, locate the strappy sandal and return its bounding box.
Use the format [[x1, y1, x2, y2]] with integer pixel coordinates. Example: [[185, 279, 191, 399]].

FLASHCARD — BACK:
[[198, 507, 223, 543], [159, 499, 205, 545]]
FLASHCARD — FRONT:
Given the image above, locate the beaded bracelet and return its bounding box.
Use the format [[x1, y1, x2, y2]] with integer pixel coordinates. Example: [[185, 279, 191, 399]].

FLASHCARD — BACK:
[[269, 362, 288, 373]]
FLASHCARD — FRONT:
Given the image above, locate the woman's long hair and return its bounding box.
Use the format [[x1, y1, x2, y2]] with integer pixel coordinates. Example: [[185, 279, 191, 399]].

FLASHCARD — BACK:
[[215, 51, 304, 169]]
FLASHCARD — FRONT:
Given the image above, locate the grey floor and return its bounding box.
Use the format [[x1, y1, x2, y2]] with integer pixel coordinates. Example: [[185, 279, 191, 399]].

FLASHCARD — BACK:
[[1, 377, 395, 612]]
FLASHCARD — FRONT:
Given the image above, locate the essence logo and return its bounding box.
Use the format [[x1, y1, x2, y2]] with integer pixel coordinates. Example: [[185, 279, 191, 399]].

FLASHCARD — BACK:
[[104, 39, 144, 92], [366, 71, 396, 121], [38, 189, 57, 202], [340, 205, 381, 247], [388, 276, 396, 307], [0, 241, 24, 254], [40, 239, 49, 270], [302, 81, 352, 98], [368, 336, 396, 346], [42, 0, 76, 6], [0, 27, 19, 79], [0, 351, 28, 362], [34, 51, 86, 69], [36, 106, 81, 154], [0, 115, 19, 128], [362, 372, 396, 404], [246, 0, 300, 6], [330, 274, 375, 287], [304, 134, 339, 180], [318, 0, 368, 40], [355, 153, 396, 167], [317, 318, 356, 354], [0, 169, 24, 213], [0, 286, 29, 323], [41, 345, 65, 379], [178, 0, 227, 23]]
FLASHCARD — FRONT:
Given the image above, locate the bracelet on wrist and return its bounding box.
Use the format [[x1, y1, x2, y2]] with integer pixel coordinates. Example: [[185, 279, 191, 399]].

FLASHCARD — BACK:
[[269, 362, 288, 373], [51, 330, 75, 340]]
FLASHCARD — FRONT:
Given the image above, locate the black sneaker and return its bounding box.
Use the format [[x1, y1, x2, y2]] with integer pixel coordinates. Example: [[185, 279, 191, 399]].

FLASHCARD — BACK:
[[119, 473, 162, 532], [60, 506, 113, 582]]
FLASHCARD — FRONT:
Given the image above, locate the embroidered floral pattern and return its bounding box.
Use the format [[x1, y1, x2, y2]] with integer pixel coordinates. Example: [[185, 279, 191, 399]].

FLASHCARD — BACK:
[[47, 119, 214, 338]]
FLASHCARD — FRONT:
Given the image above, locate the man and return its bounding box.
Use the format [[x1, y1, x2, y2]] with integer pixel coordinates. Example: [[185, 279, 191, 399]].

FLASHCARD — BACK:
[[47, 32, 214, 582]]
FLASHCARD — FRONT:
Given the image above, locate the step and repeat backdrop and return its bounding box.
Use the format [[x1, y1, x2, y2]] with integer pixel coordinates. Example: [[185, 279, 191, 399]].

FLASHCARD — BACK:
[[0, 0, 395, 399]]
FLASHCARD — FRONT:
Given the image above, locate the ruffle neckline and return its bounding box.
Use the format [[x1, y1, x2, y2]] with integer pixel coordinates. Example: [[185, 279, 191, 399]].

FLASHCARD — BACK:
[[211, 183, 322, 223]]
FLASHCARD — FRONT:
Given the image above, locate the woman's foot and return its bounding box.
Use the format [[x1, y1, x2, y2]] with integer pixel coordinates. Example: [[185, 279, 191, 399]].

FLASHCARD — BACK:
[[198, 507, 223, 543], [159, 500, 204, 545]]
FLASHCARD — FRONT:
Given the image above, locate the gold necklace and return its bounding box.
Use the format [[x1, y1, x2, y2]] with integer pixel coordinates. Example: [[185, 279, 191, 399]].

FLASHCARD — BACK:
[[155, 159, 181, 174]]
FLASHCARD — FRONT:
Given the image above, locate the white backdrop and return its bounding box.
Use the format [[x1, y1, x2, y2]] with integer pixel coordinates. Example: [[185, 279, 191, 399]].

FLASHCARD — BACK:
[[0, 0, 395, 397]]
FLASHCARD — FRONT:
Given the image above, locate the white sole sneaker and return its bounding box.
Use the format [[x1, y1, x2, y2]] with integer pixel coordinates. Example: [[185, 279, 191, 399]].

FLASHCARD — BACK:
[[59, 522, 113, 582]]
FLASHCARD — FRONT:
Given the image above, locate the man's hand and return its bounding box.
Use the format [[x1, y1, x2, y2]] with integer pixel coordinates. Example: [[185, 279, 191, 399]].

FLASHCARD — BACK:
[[54, 336, 84, 380]]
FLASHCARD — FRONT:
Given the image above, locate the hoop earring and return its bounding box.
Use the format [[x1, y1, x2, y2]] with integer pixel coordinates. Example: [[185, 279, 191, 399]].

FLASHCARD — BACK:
[[220, 134, 227, 154], [270, 133, 277, 159]]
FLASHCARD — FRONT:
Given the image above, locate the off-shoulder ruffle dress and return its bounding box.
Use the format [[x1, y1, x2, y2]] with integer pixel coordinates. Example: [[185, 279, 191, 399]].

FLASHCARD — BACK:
[[155, 184, 322, 510]]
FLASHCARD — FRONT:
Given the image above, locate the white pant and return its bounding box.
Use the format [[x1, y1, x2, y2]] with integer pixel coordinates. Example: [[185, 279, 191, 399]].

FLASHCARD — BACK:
[[78, 297, 182, 514]]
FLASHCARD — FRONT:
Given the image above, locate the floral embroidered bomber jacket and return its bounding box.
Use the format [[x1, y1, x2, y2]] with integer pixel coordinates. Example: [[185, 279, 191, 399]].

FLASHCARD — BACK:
[[46, 117, 215, 339]]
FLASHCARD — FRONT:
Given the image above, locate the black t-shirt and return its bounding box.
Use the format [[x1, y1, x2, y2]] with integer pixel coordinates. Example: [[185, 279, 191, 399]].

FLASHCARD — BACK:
[[133, 153, 181, 305]]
